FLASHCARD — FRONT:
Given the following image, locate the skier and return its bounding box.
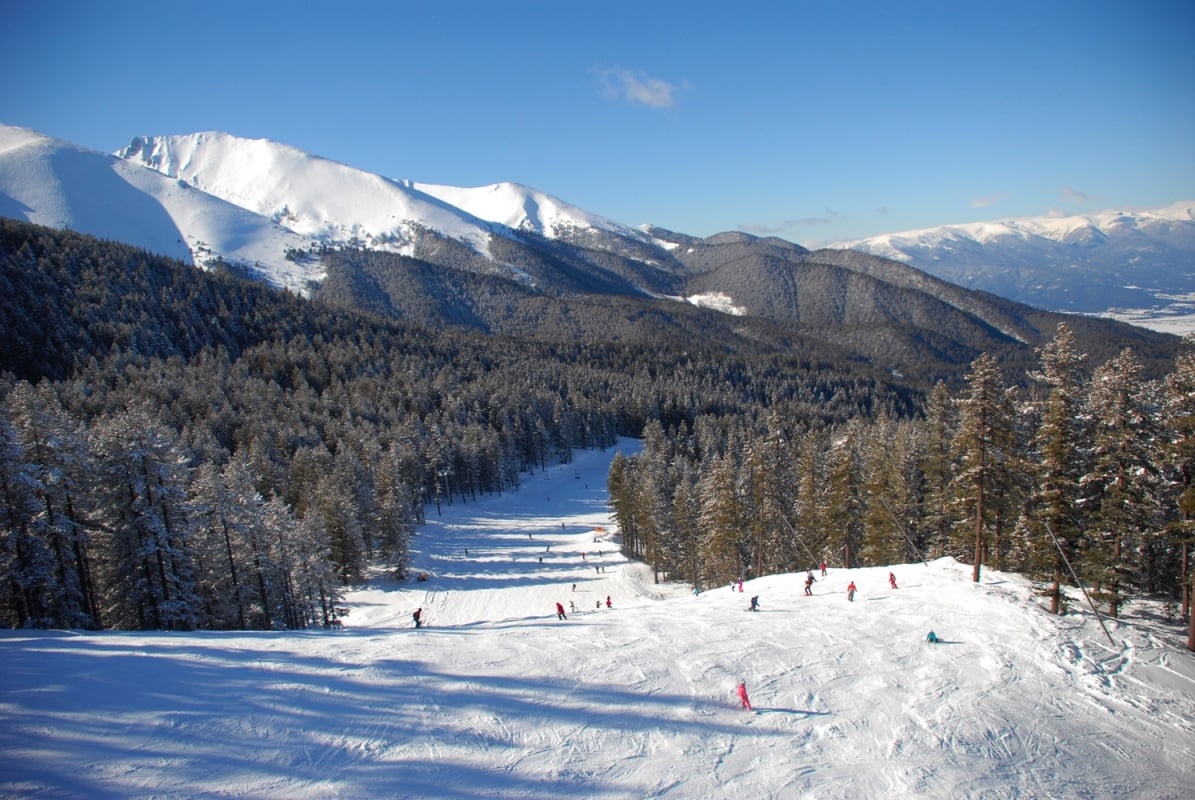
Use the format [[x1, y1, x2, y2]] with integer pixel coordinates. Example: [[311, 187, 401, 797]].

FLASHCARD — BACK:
[[804, 573, 815, 596], [820, 561, 827, 577], [889, 571, 898, 590], [606, 595, 612, 609], [749, 595, 760, 612], [736, 680, 753, 710], [412, 608, 423, 628], [737, 578, 744, 593], [556, 602, 567, 620], [847, 581, 857, 602], [926, 630, 939, 644], [569, 601, 577, 613]]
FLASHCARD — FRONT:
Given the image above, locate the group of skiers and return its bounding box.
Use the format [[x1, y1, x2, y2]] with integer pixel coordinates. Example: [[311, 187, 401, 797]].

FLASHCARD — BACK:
[[731, 567, 944, 713], [555, 595, 613, 620]]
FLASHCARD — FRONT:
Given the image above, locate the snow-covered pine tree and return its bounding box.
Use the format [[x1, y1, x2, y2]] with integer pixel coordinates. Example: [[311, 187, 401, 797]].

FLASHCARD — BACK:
[[1158, 347, 1195, 649], [1081, 349, 1162, 618], [90, 402, 202, 630], [697, 452, 746, 587], [5, 382, 101, 628], [919, 382, 957, 559], [948, 353, 1015, 583], [1023, 322, 1089, 614]]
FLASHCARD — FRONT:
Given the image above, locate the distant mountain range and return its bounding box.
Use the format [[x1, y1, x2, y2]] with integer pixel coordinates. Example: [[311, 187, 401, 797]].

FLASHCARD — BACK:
[[0, 123, 1181, 384], [832, 203, 1195, 333]]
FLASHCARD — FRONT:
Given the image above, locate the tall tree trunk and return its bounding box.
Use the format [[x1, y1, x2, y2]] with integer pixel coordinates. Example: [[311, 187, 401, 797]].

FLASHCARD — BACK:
[[1182, 541, 1190, 621], [1050, 569, 1062, 615], [973, 448, 985, 583]]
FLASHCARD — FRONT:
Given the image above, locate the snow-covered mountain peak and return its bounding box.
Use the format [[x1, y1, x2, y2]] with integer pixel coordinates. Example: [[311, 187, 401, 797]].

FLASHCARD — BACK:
[[832, 201, 1195, 329], [0, 124, 49, 154], [411, 179, 650, 243], [117, 131, 501, 256], [837, 203, 1195, 254], [0, 125, 323, 291]]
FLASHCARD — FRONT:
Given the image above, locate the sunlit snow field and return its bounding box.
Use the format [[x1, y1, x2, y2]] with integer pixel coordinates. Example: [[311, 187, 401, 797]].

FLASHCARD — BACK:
[[2, 440, 1193, 799]]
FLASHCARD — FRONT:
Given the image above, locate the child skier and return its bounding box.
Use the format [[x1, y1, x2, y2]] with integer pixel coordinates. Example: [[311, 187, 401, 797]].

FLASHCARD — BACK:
[[749, 595, 760, 612], [847, 581, 857, 602], [889, 571, 898, 589], [737, 680, 753, 710], [804, 574, 815, 596]]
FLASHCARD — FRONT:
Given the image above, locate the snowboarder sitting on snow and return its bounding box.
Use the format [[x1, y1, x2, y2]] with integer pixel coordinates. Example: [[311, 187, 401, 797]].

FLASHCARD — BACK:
[[926, 630, 939, 644], [749, 595, 760, 612], [413, 608, 423, 628], [737, 680, 753, 710]]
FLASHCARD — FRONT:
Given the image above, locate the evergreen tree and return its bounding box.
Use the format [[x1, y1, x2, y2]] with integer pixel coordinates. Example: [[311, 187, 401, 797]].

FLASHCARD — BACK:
[[90, 403, 202, 630], [920, 382, 956, 559], [5, 382, 100, 628], [742, 414, 798, 575], [697, 453, 746, 586], [948, 353, 1014, 582], [822, 424, 863, 568], [859, 416, 907, 566], [1159, 348, 1195, 649], [1081, 349, 1161, 617], [793, 431, 828, 567], [1023, 323, 1089, 613], [0, 414, 52, 627]]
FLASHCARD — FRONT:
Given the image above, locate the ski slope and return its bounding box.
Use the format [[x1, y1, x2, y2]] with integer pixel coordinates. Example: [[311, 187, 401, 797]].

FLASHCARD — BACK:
[[1, 440, 1193, 799]]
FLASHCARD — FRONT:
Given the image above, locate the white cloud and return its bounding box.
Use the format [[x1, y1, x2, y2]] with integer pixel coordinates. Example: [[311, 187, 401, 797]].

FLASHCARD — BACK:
[[594, 67, 686, 109], [971, 192, 1008, 209], [1061, 186, 1090, 204]]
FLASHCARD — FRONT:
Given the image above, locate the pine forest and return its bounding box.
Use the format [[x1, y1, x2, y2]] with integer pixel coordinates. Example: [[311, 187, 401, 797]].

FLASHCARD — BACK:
[[1, 218, 1192, 649]]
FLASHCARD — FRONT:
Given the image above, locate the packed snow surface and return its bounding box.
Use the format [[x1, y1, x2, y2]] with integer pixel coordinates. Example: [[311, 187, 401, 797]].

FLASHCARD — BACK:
[[2, 440, 1193, 799]]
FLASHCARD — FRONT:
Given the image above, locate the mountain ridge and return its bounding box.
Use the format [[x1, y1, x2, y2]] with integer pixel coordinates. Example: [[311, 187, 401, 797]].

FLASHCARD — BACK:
[[831, 202, 1195, 329], [0, 124, 1181, 385]]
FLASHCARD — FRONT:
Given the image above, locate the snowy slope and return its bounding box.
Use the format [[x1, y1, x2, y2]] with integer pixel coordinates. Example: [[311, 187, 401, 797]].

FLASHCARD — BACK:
[[118, 132, 500, 257], [0, 125, 323, 292], [2, 441, 1192, 800], [412, 180, 651, 243]]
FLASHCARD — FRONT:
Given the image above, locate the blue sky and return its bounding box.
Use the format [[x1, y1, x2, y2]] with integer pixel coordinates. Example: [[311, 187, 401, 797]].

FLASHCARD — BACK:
[[3, 0, 1192, 243]]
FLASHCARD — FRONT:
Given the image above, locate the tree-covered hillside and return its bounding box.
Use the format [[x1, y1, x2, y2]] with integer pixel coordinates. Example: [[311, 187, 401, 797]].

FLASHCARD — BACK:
[[2, 218, 1188, 645], [0, 219, 913, 630], [609, 326, 1195, 651]]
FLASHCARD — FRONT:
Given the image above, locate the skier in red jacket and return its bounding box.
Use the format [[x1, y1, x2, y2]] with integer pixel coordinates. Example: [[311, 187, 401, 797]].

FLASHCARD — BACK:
[[889, 571, 898, 589], [556, 602, 567, 620], [736, 680, 752, 710], [847, 581, 857, 602]]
